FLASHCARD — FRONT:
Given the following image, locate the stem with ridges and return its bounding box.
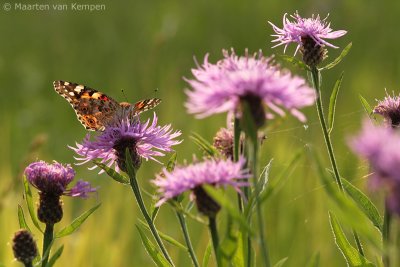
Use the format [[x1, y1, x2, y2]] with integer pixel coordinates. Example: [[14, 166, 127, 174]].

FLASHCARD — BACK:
[[310, 67, 344, 191], [383, 205, 391, 266], [250, 138, 270, 267], [208, 217, 221, 267], [41, 223, 54, 267], [176, 210, 200, 267], [310, 67, 364, 256], [129, 172, 174, 266]]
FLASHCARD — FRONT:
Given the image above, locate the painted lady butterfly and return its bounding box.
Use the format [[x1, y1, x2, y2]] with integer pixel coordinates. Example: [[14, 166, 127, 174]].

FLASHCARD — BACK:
[[54, 80, 161, 131]]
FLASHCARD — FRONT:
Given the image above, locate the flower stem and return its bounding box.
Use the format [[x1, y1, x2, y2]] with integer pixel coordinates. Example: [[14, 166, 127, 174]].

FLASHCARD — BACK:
[[208, 217, 221, 267], [310, 67, 344, 192], [176, 210, 200, 267], [25, 263, 33, 267], [383, 205, 392, 266], [250, 139, 270, 267], [129, 172, 174, 266], [41, 223, 54, 267], [310, 67, 364, 256]]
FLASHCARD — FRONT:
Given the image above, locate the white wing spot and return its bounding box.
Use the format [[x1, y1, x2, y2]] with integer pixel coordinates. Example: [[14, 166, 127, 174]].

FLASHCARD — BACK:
[[69, 92, 75, 96]]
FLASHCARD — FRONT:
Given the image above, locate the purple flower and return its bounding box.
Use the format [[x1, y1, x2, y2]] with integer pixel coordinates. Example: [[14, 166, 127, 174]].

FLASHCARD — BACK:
[[268, 12, 347, 55], [373, 92, 400, 128], [24, 161, 96, 198], [153, 157, 250, 206], [185, 49, 315, 124], [349, 120, 400, 215], [70, 113, 182, 173]]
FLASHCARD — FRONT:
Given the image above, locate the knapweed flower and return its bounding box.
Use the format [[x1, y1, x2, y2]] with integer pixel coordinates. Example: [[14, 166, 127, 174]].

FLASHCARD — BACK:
[[71, 113, 182, 173], [24, 161, 96, 224], [153, 157, 250, 217], [12, 230, 38, 265], [185, 49, 315, 128], [349, 120, 400, 215], [373, 92, 400, 128], [268, 12, 347, 66]]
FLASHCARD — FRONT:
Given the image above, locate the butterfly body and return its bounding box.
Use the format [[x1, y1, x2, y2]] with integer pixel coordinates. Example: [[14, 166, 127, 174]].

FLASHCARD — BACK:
[[54, 80, 161, 131]]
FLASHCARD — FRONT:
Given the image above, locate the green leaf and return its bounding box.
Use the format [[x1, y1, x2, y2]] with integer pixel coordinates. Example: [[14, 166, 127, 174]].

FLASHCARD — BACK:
[[93, 161, 130, 184], [278, 54, 310, 71], [23, 175, 42, 233], [220, 217, 239, 262], [329, 212, 375, 267], [190, 132, 218, 157], [203, 185, 252, 234], [232, 231, 244, 267], [166, 152, 177, 172], [55, 203, 101, 238], [328, 72, 344, 134], [342, 179, 383, 232], [17, 205, 31, 231], [307, 253, 320, 267], [273, 257, 288, 267], [46, 245, 64, 267], [136, 224, 171, 267], [138, 219, 187, 251], [359, 95, 373, 116], [202, 242, 212, 267], [258, 148, 303, 204], [320, 42, 352, 70]]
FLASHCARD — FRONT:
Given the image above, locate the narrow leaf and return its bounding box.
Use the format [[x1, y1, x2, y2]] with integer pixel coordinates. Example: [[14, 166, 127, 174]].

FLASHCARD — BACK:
[[46, 245, 64, 267], [202, 242, 212, 267], [273, 257, 288, 267], [190, 132, 218, 156], [328, 72, 344, 134], [307, 253, 320, 267], [136, 224, 171, 267], [342, 179, 383, 232], [55, 203, 101, 238], [203, 185, 252, 234], [166, 152, 177, 172], [93, 161, 129, 184], [138, 219, 187, 251], [17, 205, 31, 231], [232, 232, 244, 267], [329, 212, 375, 267], [359, 95, 373, 116], [278, 54, 310, 71], [23, 176, 42, 233], [321, 42, 352, 70]]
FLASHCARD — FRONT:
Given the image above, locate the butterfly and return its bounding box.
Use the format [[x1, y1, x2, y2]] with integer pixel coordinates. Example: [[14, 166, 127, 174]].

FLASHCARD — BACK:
[[53, 80, 161, 131]]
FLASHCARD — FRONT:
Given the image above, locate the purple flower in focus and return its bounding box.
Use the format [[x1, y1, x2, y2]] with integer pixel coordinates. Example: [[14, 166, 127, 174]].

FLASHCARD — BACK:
[[268, 12, 347, 55], [70, 113, 182, 173], [153, 157, 250, 207], [185, 49, 315, 125], [373, 92, 400, 128], [24, 161, 96, 198], [349, 120, 400, 215]]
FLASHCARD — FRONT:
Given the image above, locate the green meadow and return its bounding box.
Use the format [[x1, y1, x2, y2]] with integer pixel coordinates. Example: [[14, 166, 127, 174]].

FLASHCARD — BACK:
[[1, 1, 399, 266]]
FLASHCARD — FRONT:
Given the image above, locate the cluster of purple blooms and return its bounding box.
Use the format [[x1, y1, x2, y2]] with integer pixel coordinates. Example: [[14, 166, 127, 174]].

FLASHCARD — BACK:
[[350, 93, 400, 216]]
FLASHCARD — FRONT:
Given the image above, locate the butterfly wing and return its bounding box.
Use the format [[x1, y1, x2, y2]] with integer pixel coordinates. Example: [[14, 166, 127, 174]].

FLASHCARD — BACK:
[[53, 80, 120, 131], [131, 98, 162, 114]]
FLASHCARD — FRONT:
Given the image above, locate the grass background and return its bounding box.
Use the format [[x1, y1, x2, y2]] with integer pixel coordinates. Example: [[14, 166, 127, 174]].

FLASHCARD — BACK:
[[1, 0, 399, 266]]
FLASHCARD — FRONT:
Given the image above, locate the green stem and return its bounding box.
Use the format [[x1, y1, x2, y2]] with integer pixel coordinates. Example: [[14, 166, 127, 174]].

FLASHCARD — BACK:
[[25, 262, 33, 267], [310, 67, 344, 192], [250, 139, 270, 267], [41, 223, 54, 267], [176, 210, 200, 267], [129, 173, 174, 266], [383, 205, 391, 266], [209, 217, 221, 267], [310, 67, 364, 256]]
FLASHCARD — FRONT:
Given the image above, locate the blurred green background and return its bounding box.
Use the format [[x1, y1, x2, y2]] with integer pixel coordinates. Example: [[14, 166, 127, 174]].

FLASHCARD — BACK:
[[1, 0, 399, 266]]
